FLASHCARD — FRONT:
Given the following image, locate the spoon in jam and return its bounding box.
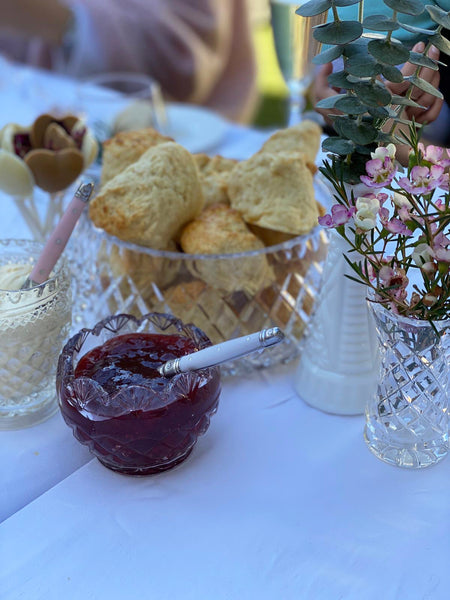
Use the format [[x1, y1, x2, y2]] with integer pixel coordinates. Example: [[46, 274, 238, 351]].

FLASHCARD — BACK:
[[21, 181, 94, 289], [159, 327, 285, 377]]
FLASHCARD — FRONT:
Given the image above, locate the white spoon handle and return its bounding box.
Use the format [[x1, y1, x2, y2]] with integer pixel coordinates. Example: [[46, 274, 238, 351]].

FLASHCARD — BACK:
[[159, 327, 285, 377]]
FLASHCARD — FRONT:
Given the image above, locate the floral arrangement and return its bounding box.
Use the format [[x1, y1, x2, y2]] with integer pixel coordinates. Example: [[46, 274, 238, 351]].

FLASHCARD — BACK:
[[295, 0, 450, 324], [318, 126, 450, 322], [297, 0, 450, 183]]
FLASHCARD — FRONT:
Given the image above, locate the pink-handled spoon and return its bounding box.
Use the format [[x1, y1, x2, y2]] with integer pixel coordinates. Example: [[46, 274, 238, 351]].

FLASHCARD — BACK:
[[21, 181, 94, 289]]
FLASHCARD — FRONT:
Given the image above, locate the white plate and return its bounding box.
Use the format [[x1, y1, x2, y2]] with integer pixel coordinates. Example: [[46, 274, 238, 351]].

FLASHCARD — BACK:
[[163, 104, 228, 154]]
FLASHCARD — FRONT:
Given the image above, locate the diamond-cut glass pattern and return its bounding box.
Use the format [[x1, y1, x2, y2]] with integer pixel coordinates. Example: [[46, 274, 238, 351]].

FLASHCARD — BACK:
[[57, 313, 221, 475], [364, 302, 449, 469], [68, 213, 328, 376], [0, 240, 72, 429]]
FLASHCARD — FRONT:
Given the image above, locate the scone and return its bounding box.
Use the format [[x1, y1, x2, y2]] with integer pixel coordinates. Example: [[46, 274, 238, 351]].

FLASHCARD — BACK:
[[180, 203, 272, 294], [259, 120, 322, 168], [158, 280, 241, 344], [89, 141, 204, 249], [250, 201, 326, 247], [100, 127, 173, 186], [228, 151, 319, 236], [194, 154, 237, 206]]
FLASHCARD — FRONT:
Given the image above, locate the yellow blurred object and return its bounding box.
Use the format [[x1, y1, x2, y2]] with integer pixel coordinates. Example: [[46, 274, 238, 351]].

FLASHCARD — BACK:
[[253, 23, 288, 99]]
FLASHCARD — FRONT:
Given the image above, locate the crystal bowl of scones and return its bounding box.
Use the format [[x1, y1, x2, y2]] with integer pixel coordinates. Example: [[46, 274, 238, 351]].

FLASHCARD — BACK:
[[70, 122, 329, 376]]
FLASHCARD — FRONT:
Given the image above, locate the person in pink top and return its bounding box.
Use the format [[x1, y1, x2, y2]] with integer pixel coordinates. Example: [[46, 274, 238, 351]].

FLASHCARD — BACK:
[[0, 0, 258, 123]]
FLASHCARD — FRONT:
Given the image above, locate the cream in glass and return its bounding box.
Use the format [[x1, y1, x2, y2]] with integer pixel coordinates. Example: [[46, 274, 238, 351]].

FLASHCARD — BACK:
[[0, 240, 71, 429]]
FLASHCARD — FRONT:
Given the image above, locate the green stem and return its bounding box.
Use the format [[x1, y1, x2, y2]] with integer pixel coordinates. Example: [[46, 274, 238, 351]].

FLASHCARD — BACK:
[[331, 4, 340, 21]]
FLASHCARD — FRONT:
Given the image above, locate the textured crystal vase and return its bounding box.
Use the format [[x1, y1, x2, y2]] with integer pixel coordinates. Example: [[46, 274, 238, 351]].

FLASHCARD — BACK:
[[365, 301, 449, 469]]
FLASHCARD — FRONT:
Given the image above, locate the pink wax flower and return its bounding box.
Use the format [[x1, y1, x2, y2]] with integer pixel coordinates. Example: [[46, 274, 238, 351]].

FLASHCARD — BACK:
[[386, 217, 413, 236], [417, 143, 450, 167], [318, 204, 354, 228], [360, 156, 397, 188], [399, 165, 445, 194], [319, 136, 449, 321]]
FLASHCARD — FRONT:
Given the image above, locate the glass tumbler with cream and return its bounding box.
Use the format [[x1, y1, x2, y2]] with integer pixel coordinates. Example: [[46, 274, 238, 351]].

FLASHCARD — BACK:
[[0, 239, 72, 429]]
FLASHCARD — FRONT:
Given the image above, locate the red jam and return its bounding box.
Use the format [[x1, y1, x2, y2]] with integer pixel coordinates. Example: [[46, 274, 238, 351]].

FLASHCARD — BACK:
[[75, 333, 197, 400], [59, 333, 221, 475]]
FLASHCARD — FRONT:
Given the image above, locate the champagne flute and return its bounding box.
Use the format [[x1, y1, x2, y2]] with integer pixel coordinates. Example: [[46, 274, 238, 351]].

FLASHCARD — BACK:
[[270, 0, 328, 125]]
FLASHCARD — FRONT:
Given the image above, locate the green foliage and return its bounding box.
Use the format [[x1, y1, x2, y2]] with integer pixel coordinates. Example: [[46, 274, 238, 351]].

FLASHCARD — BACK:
[[304, 0, 450, 183], [382, 0, 424, 16], [425, 5, 450, 29], [319, 126, 450, 323], [362, 15, 398, 31], [314, 21, 363, 45]]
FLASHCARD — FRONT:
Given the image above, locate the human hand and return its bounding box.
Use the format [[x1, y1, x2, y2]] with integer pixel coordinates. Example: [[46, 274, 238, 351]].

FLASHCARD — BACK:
[[312, 43, 443, 127], [311, 63, 340, 126], [386, 42, 443, 125]]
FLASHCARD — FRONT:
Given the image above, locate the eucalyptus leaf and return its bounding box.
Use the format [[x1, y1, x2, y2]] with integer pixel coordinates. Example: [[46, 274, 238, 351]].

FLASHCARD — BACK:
[[346, 55, 381, 77], [354, 144, 373, 155], [382, 0, 424, 16], [390, 94, 426, 109], [312, 45, 343, 65], [354, 81, 392, 106], [408, 51, 440, 70], [334, 0, 362, 5], [380, 64, 404, 83], [322, 136, 355, 155], [316, 94, 348, 109], [407, 75, 444, 99], [335, 96, 368, 114], [368, 39, 410, 65], [346, 74, 366, 84], [375, 131, 397, 144], [362, 15, 399, 31], [398, 22, 437, 35], [327, 71, 354, 88], [368, 105, 393, 118], [335, 118, 378, 145], [313, 21, 363, 45], [295, 0, 331, 17], [429, 33, 450, 56], [343, 38, 371, 58], [425, 5, 450, 29]]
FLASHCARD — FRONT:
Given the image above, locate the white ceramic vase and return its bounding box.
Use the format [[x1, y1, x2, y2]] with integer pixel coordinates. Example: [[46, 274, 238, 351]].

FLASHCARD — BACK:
[[294, 185, 379, 415]]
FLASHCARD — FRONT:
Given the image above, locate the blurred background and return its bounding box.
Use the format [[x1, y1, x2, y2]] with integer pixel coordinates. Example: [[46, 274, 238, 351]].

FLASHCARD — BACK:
[[248, 0, 291, 128]]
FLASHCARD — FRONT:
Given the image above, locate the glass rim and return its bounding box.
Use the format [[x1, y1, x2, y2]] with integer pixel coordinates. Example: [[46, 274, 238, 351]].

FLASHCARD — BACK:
[[80, 71, 160, 99], [58, 312, 219, 417], [0, 239, 68, 293], [366, 292, 448, 329], [90, 220, 325, 260]]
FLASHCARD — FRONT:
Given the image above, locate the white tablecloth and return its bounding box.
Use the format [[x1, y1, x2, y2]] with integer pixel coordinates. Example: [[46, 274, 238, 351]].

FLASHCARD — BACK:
[[2, 364, 450, 600], [1, 61, 450, 600]]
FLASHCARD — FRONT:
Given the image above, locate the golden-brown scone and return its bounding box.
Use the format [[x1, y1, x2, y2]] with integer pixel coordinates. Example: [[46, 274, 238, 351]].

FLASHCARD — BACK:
[[100, 127, 173, 187], [108, 242, 179, 293], [89, 141, 204, 249], [248, 224, 295, 247], [180, 203, 271, 294], [250, 201, 325, 247], [259, 120, 322, 168], [193, 154, 238, 206], [228, 151, 319, 236], [158, 280, 247, 344]]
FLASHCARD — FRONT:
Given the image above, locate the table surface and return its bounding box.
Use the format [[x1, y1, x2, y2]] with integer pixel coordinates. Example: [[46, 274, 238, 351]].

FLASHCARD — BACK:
[[1, 60, 450, 600]]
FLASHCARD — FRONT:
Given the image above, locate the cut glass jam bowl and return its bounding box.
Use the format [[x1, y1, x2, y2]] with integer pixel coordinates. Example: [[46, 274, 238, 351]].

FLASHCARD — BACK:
[[56, 312, 221, 475], [69, 210, 328, 376]]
